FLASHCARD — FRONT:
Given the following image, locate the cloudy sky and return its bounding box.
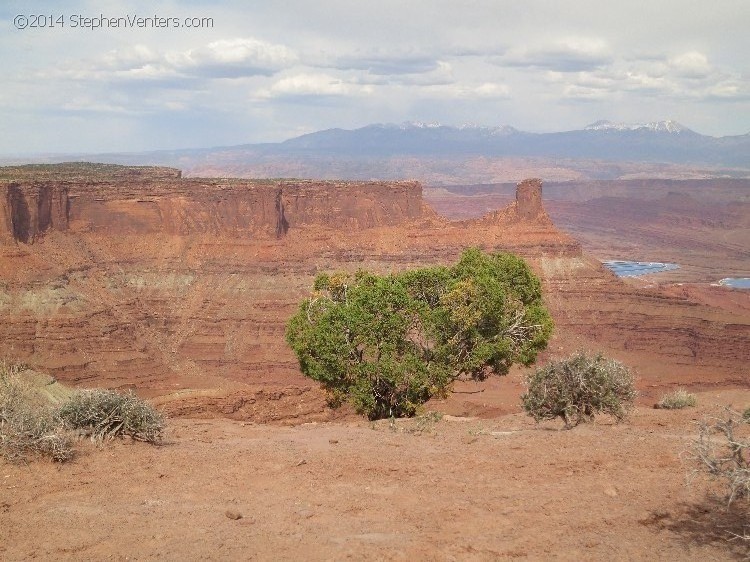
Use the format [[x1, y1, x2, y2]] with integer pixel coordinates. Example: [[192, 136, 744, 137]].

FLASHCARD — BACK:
[[1, 0, 748, 154]]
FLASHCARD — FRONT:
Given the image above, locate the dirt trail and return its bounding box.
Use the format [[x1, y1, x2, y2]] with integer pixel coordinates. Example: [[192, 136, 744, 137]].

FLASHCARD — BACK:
[[3, 389, 749, 561]]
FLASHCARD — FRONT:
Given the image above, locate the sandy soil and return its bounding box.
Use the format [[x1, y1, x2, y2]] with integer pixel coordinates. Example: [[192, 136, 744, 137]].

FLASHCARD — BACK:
[[3, 388, 749, 561]]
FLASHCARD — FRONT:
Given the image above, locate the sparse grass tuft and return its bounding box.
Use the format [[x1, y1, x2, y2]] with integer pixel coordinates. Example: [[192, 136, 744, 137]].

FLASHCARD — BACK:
[[0, 362, 73, 463], [377, 410, 444, 435], [658, 388, 697, 410], [411, 411, 443, 434], [58, 389, 165, 444]]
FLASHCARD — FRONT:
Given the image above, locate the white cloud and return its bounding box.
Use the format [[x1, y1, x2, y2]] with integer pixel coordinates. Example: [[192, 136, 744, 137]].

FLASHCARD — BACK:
[[668, 51, 712, 78], [60, 97, 134, 114], [495, 38, 612, 72], [543, 50, 749, 104], [1, 0, 749, 151], [100, 45, 160, 71], [561, 84, 612, 102], [471, 83, 511, 98], [54, 37, 298, 83], [356, 61, 455, 86], [258, 73, 374, 99], [169, 38, 298, 78], [621, 70, 675, 95], [702, 77, 750, 101], [413, 81, 511, 101]]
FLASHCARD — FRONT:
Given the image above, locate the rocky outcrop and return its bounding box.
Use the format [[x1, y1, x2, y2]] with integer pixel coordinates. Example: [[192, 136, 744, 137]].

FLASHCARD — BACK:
[[0, 164, 746, 422], [516, 178, 548, 222]]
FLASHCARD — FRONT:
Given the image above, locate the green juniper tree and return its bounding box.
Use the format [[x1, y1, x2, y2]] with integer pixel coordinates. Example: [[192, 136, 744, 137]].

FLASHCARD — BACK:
[[287, 248, 553, 419]]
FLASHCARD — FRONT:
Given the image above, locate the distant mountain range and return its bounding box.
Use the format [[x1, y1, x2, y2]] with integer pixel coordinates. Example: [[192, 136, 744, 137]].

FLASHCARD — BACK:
[[3, 120, 749, 183], [271, 120, 749, 165], [582, 119, 690, 133]]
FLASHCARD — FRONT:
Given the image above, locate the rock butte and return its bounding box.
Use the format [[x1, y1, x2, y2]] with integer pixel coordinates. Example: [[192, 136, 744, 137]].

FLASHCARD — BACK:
[[1, 164, 748, 421]]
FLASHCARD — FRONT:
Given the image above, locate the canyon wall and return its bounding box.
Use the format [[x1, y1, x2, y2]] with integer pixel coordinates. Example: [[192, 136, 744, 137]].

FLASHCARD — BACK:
[[1, 166, 428, 241], [0, 164, 747, 421], [1, 183, 68, 243]]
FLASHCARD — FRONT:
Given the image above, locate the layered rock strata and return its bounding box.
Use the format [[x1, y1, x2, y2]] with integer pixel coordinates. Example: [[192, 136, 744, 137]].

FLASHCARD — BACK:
[[0, 164, 746, 420]]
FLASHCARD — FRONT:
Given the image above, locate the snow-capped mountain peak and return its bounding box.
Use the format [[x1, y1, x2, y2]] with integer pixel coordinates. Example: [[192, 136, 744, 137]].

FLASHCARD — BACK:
[[584, 119, 691, 133], [370, 122, 519, 135], [400, 121, 443, 129], [584, 119, 620, 131], [642, 120, 690, 133]]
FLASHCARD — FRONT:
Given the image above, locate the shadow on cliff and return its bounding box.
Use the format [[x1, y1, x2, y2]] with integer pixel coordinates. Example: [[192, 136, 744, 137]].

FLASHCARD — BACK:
[[8, 184, 32, 243]]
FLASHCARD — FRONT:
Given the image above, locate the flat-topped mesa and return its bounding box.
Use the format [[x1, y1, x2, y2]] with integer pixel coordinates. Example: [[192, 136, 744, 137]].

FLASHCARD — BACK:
[[0, 166, 563, 253], [0, 166, 429, 243]]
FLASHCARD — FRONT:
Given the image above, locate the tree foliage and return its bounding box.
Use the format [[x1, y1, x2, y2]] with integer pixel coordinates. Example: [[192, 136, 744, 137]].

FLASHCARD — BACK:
[[521, 351, 637, 428], [286, 248, 553, 419]]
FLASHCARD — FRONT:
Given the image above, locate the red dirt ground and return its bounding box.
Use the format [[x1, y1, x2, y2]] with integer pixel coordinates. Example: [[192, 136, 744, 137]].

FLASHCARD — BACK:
[[3, 387, 749, 561], [2, 168, 748, 559]]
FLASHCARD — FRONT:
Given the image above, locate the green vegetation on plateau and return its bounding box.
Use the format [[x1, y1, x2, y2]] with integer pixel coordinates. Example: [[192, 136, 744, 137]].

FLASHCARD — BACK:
[[287, 248, 553, 419]]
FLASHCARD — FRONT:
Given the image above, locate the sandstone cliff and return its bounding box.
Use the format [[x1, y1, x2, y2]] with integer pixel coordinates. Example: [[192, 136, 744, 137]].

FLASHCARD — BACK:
[[0, 164, 431, 241], [0, 164, 746, 421], [0, 183, 68, 243]]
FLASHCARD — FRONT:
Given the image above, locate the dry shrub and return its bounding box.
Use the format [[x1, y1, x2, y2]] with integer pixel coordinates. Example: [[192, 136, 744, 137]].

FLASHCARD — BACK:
[[689, 408, 750, 542], [0, 362, 73, 463], [659, 388, 697, 410], [692, 409, 750, 505], [58, 389, 165, 443], [1, 361, 166, 462], [521, 351, 637, 428]]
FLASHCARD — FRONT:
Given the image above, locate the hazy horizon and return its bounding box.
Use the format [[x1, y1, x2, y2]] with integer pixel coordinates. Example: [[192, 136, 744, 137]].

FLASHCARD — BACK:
[[2, 0, 748, 154]]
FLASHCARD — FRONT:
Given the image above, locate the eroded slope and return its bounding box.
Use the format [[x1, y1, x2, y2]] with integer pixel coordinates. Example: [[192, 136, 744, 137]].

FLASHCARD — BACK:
[[1, 165, 747, 420]]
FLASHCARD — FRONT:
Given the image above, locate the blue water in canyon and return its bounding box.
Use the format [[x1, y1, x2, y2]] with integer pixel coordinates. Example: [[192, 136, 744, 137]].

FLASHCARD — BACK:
[[603, 262, 749, 289], [602, 260, 680, 277], [718, 278, 750, 289]]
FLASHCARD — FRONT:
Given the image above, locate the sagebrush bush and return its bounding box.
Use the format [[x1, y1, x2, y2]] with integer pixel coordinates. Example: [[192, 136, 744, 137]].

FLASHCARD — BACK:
[[658, 388, 697, 410], [521, 351, 637, 428], [58, 389, 165, 443], [690, 408, 750, 539], [0, 362, 73, 462]]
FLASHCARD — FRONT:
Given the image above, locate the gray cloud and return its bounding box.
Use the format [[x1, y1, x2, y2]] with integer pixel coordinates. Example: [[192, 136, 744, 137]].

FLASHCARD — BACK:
[[321, 50, 441, 76], [0, 0, 748, 153]]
